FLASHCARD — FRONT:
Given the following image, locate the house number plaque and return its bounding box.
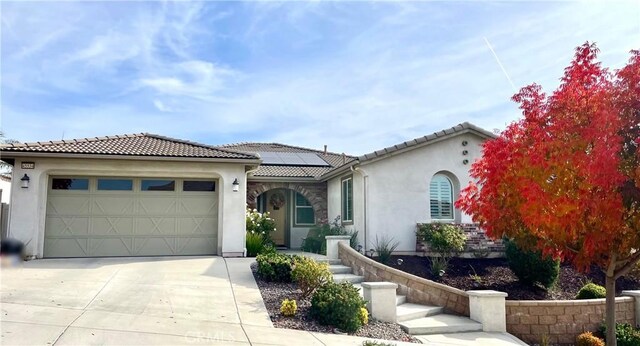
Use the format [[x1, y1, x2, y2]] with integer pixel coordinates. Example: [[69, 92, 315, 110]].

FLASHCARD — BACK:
[[21, 162, 35, 169]]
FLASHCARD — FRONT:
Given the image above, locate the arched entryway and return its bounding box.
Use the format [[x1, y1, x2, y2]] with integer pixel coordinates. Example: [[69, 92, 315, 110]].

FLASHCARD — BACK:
[[247, 182, 328, 248]]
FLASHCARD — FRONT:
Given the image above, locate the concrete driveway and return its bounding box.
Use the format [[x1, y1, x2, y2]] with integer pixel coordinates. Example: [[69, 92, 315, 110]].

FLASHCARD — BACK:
[[0, 256, 275, 345]]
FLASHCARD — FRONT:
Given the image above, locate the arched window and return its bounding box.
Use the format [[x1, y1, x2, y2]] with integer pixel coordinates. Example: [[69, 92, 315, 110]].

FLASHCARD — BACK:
[[430, 174, 454, 220]]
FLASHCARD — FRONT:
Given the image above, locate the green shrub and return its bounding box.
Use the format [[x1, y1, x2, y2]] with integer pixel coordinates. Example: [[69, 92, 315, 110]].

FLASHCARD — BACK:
[[599, 323, 640, 346], [256, 252, 298, 282], [291, 256, 333, 298], [373, 234, 399, 264], [504, 238, 560, 288], [576, 283, 606, 299], [301, 216, 359, 254], [362, 342, 395, 346], [246, 232, 264, 257], [576, 332, 605, 346], [280, 299, 297, 317], [417, 223, 467, 275], [311, 282, 367, 333]]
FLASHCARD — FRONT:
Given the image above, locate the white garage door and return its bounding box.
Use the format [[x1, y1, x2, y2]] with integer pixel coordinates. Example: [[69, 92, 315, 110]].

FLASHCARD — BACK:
[[44, 177, 218, 258]]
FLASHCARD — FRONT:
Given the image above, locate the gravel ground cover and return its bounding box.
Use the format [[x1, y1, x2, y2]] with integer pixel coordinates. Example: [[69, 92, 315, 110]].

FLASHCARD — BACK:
[[387, 256, 640, 300], [251, 263, 420, 343]]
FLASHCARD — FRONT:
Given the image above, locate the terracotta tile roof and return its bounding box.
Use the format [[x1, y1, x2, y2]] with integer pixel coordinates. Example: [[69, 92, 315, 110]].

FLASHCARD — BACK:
[[0, 133, 258, 160], [220, 142, 356, 178]]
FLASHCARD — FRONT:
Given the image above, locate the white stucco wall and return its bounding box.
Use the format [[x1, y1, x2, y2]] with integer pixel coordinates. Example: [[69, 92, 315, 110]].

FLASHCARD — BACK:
[[327, 171, 365, 248], [327, 132, 486, 253], [0, 178, 10, 203], [8, 157, 249, 258]]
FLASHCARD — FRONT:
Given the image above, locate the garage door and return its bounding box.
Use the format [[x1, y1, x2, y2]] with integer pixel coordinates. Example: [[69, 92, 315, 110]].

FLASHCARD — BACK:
[[44, 177, 218, 257]]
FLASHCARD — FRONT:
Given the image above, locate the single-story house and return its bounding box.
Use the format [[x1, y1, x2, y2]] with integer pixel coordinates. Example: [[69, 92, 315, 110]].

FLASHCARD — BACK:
[[1, 122, 495, 258]]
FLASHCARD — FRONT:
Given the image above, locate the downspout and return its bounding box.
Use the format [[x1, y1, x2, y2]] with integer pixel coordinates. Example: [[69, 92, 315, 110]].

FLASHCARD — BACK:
[[243, 165, 260, 257], [350, 165, 368, 252]]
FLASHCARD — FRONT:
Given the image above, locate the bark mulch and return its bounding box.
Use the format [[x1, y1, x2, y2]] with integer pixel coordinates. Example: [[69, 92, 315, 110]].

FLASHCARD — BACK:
[[386, 255, 640, 300], [251, 263, 420, 343]]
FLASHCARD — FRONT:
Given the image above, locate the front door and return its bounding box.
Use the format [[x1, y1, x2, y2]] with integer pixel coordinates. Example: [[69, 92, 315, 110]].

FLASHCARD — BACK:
[[265, 189, 287, 246]]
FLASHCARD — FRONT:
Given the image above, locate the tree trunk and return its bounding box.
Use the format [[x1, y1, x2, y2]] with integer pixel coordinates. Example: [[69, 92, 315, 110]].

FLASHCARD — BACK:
[[605, 275, 617, 346]]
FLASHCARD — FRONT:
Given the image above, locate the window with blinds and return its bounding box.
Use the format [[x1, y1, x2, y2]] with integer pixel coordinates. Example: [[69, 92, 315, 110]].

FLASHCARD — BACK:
[[430, 174, 453, 220]]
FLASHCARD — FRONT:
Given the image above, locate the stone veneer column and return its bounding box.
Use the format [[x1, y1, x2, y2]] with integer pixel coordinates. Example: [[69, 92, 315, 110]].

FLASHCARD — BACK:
[[326, 235, 351, 260], [467, 290, 508, 332], [622, 290, 640, 328]]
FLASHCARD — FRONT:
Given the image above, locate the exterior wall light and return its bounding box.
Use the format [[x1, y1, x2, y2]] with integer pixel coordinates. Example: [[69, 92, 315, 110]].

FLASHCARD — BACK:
[[20, 174, 30, 188], [232, 178, 240, 192]]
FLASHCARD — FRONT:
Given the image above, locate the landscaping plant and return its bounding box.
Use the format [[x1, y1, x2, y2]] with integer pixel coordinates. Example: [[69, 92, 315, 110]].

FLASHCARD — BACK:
[[256, 252, 299, 282], [246, 209, 277, 243], [456, 43, 640, 346], [301, 216, 359, 254], [310, 282, 367, 333], [576, 332, 605, 346], [373, 234, 399, 264], [504, 238, 560, 289], [245, 231, 264, 257], [417, 223, 466, 276], [291, 256, 333, 298], [280, 299, 297, 317], [599, 323, 640, 346], [358, 307, 369, 325], [576, 282, 607, 299]]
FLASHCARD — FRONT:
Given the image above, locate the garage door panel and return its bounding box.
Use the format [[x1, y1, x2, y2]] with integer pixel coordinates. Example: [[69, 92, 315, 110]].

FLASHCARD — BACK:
[[45, 177, 218, 258], [92, 198, 135, 215], [47, 196, 90, 215], [45, 217, 90, 237], [90, 217, 134, 236]]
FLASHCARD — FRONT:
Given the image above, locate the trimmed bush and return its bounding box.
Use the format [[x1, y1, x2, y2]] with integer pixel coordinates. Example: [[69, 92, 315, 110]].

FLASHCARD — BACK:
[[417, 223, 467, 277], [310, 282, 367, 333], [504, 239, 560, 288], [280, 299, 297, 317], [291, 256, 333, 298], [576, 332, 605, 346], [576, 283, 606, 299], [256, 252, 298, 282]]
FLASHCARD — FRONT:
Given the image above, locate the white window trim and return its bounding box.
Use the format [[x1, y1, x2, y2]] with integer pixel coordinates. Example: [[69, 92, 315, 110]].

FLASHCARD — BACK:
[[341, 176, 353, 223], [430, 174, 455, 221]]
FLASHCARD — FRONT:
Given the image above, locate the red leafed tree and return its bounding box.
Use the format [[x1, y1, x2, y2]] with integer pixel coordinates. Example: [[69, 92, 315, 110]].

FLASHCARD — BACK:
[[456, 43, 640, 345]]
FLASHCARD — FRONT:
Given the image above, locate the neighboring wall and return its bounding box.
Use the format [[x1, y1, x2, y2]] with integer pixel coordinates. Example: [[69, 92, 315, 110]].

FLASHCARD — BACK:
[[338, 242, 470, 315], [506, 298, 636, 345], [328, 133, 486, 253], [9, 157, 248, 258]]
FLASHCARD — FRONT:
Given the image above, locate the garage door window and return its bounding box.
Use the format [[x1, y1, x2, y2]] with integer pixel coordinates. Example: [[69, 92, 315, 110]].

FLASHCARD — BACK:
[[52, 178, 89, 190], [97, 179, 133, 191], [141, 179, 175, 191], [183, 180, 215, 192]]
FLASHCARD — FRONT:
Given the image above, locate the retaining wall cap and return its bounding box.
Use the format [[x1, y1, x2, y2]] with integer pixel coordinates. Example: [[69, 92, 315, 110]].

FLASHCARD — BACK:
[[467, 290, 508, 298], [361, 282, 399, 289], [622, 290, 640, 297], [326, 235, 352, 239]]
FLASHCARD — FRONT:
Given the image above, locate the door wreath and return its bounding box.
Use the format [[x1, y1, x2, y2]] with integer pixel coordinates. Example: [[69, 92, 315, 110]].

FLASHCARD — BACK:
[[269, 192, 286, 210]]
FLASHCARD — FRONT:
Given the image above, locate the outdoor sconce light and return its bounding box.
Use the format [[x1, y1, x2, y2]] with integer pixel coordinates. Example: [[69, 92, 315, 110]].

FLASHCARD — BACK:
[[21, 174, 30, 189], [397, 258, 404, 266], [232, 178, 240, 192]]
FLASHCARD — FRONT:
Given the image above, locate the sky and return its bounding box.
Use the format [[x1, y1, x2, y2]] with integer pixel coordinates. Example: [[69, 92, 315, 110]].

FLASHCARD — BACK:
[[1, 1, 639, 155]]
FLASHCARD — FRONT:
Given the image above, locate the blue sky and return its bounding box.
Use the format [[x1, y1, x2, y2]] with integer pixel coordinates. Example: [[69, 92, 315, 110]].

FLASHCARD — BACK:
[[1, 1, 639, 155]]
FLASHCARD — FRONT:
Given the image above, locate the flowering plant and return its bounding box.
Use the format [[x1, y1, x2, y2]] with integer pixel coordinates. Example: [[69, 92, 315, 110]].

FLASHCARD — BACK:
[[246, 208, 277, 243]]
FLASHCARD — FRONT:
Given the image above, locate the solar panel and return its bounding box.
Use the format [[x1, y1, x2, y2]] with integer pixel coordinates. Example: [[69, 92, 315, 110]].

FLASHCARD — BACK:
[[256, 151, 330, 166]]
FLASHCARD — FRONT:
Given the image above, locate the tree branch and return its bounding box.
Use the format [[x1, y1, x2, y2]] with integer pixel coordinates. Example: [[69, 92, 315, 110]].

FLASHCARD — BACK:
[[615, 250, 640, 279]]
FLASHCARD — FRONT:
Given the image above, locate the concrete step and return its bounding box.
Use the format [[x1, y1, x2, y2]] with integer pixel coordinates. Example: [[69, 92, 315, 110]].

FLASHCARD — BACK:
[[333, 274, 365, 284], [318, 259, 342, 265], [396, 295, 406, 306], [329, 264, 353, 274], [396, 303, 443, 322], [399, 314, 483, 335]]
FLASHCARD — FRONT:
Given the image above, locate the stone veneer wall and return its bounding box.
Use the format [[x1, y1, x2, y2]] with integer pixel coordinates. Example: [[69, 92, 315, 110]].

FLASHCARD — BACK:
[[506, 297, 636, 345], [416, 223, 505, 258], [338, 242, 470, 316], [246, 181, 328, 224]]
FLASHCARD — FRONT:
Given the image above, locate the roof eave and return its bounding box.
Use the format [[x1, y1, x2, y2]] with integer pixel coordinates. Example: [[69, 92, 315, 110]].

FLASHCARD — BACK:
[[0, 151, 262, 164]]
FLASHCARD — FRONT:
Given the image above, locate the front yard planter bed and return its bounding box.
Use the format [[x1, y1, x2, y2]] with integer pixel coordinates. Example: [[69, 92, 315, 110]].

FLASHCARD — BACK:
[[387, 256, 640, 300], [251, 263, 419, 343]]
